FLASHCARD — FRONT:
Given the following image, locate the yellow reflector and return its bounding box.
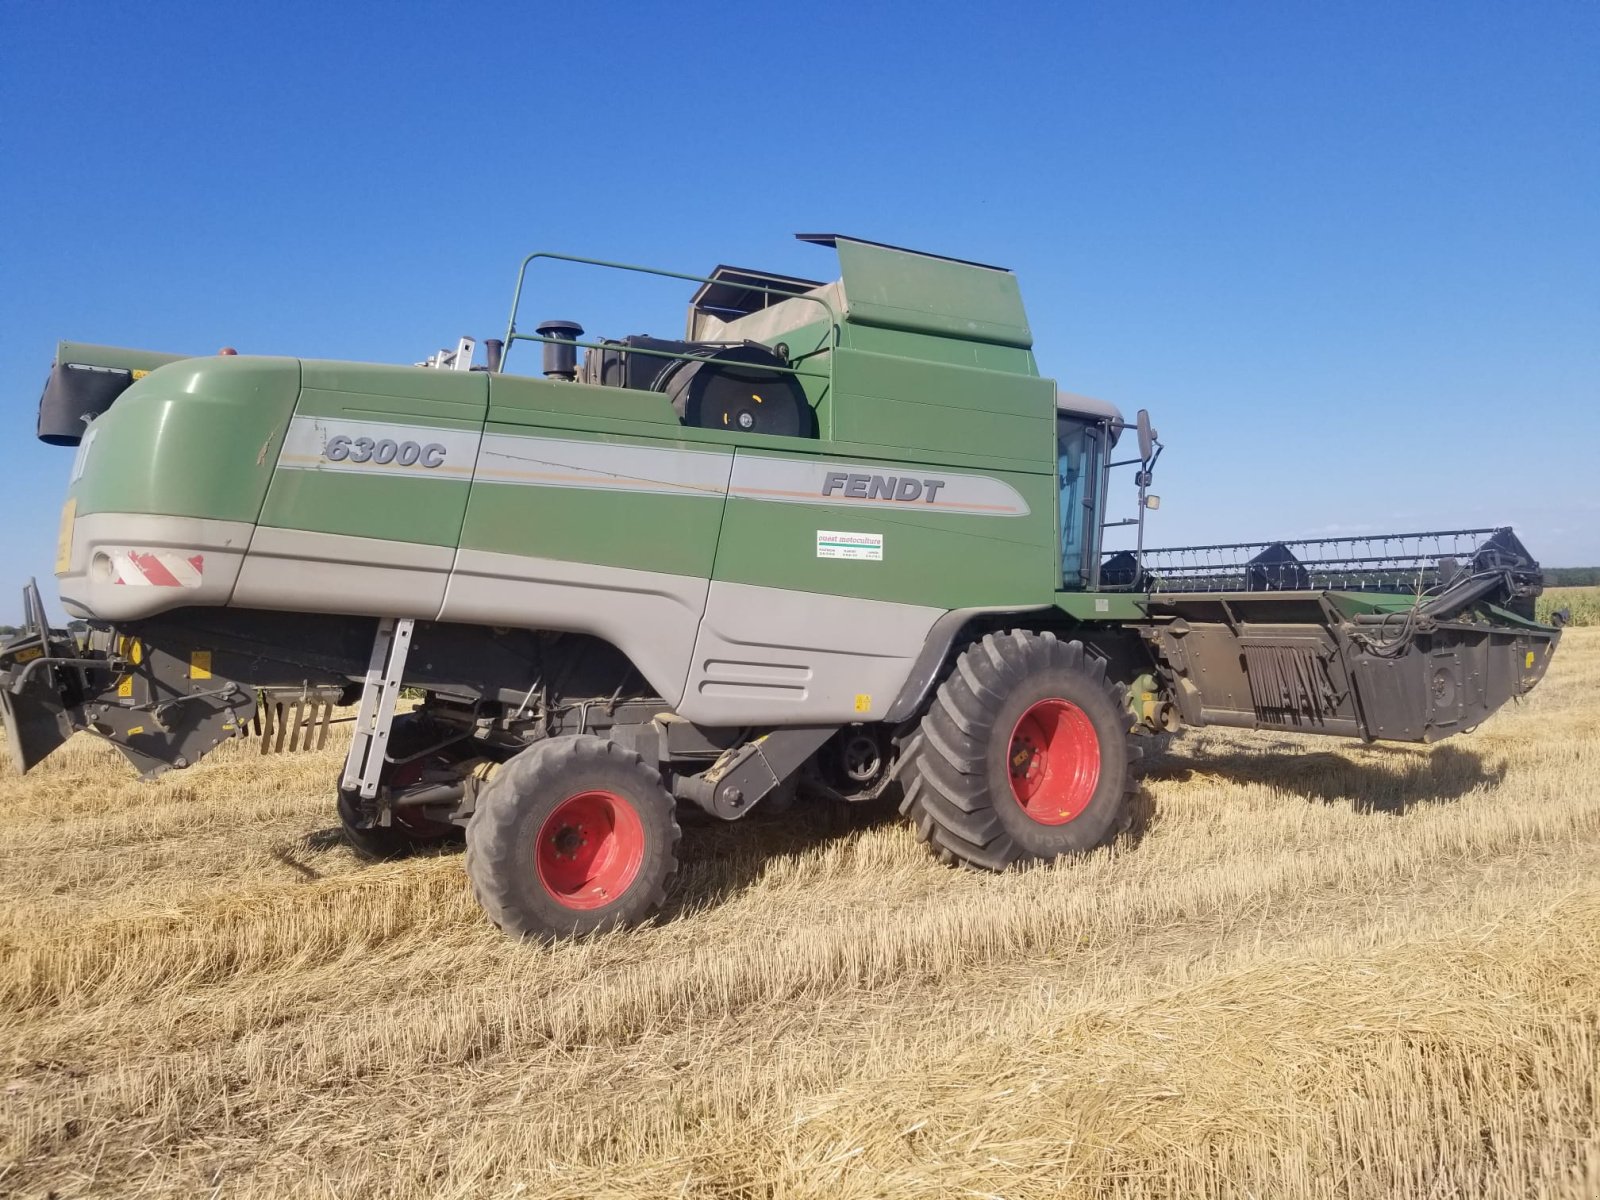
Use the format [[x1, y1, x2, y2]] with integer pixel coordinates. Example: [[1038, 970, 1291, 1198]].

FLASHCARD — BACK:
[[55, 498, 76, 574], [190, 650, 212, 680]]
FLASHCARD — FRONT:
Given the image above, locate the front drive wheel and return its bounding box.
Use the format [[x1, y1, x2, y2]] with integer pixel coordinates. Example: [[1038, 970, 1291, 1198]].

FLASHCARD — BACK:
[[901, 630, 1135, 870], [466, 735, 681, 939]]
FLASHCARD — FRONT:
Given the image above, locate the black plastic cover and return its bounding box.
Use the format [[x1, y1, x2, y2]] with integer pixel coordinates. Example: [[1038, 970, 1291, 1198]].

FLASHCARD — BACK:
[[38, 360, 134, 445], [581, 335, 696, 392], [658, 343, 811, 438]]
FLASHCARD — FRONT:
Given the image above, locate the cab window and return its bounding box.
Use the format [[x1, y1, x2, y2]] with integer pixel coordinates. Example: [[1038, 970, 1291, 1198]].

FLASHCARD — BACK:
[[1057, 416, 1102, 589]]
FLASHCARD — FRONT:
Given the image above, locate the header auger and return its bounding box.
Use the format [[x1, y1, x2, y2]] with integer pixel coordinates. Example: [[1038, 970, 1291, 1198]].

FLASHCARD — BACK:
[[1, 233, 1560, 938]]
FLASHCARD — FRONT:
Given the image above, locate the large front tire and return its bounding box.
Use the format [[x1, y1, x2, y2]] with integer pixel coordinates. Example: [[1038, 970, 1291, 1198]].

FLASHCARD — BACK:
[[466, 735, 681, 939], [900, 630, 1134, 870]]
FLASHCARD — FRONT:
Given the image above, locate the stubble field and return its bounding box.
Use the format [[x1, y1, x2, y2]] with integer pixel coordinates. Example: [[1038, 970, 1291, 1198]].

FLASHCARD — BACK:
[[2, 626, 1598, 1199]]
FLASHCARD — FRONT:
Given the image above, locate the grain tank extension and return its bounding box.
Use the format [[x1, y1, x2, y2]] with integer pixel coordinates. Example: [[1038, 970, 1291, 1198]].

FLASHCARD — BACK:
[[2, 234, 1561, 938]]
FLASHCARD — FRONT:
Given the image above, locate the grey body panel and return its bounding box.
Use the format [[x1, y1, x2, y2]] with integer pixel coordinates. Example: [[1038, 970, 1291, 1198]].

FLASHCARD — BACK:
[[439, 548, 708, 707], [59, 516, 951, 730], [58, 512, 254, 621], [682, 580, 944, 724], [1049, 390, 1126, 432], [234, 527, 455, 619], [881, 605, 1054, 722]]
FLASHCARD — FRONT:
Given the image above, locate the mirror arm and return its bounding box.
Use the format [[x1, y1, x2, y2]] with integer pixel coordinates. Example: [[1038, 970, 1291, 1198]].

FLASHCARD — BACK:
[[1133, 442, 1164, 584]]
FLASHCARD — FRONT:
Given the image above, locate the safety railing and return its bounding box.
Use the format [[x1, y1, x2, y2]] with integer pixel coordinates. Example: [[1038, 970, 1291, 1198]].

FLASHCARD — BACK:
[[500, 251, 841, 433]]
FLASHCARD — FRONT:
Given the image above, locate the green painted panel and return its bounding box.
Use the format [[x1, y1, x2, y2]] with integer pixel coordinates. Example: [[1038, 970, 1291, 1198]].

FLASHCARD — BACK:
[[258, 473, 472, 546], [1053, 591, 1152, 621], [300, 360, 487, 408], [489, 373, 681, 427], [835, 239, 1033, 348], [459, 477, 724, 576], [55, 340, 188, 377], [70, 357, 299, 523], [712, 448, 1057, 609], [831, 348, 1054, 462], [843, 323, 1037, 374], [292, 387, 485, 430], [458, 421, 727, 577]]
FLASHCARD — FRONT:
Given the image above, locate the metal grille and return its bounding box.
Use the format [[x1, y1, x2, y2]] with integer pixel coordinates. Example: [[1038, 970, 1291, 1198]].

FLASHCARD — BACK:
[[1135, 528, 1509, 595], [1242, 643, 1339, 725]]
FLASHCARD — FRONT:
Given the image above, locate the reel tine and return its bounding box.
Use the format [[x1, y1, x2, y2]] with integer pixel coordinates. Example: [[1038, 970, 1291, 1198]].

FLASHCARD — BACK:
[[287, 697, 305, 753], [259, 697, 274, 755], [272, 700, 289, 754], [316, 697, 333, 750]]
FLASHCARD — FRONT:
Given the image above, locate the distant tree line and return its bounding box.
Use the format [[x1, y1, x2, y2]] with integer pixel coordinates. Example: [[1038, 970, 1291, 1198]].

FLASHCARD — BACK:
[[1547, 567, 1600, 587], [0, 621, 89, 637]]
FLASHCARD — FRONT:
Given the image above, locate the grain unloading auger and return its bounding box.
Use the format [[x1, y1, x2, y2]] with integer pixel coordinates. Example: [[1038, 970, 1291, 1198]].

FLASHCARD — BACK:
[[0, 234, 1561, 938]]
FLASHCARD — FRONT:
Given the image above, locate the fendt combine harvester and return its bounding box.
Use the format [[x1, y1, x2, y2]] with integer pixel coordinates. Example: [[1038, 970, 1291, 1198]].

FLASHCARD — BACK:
[[2, 235, 1562, 938]]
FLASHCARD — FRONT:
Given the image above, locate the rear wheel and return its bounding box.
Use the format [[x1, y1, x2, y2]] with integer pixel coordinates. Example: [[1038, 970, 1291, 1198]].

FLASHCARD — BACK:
[[900, 630, 1134, 869], [466, 735, 681, 939], [337, 715, 464, 861]]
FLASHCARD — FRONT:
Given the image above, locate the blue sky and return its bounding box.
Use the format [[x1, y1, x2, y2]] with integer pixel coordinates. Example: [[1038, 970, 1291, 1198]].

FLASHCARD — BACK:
[[2, 0, 1596, 615]]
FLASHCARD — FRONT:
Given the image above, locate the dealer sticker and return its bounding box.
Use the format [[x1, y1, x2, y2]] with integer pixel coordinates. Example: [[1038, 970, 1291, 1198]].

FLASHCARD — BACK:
[[817, 530, 883, 561]]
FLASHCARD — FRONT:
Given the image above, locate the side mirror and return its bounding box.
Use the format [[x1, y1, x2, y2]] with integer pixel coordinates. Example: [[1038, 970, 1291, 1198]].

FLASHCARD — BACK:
[[1136, 409, 1157, 462], [1145, 495, 1161, 510]]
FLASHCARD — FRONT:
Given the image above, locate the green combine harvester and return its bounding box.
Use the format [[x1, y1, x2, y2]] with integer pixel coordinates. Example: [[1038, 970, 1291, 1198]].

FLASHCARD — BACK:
[[2, 235, 1562, 938]]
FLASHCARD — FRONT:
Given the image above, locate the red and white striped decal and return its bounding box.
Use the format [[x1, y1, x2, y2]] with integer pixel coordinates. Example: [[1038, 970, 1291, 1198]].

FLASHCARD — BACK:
[[108, 550, 204, 588]]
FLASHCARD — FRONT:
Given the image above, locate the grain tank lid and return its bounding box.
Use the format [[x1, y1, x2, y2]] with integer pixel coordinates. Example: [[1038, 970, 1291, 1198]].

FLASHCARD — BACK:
[[797, 233, 1033, 349], [689, 266, 828, 322]]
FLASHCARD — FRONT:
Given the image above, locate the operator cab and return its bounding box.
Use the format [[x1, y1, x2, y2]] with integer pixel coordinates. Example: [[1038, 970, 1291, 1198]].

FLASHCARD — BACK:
[[1056, 391, 1120, 590], [1055, 392, 1163, 592]]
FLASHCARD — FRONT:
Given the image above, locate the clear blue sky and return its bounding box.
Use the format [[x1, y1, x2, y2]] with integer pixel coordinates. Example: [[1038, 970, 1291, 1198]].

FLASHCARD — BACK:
[[2, 0, 1596, 616]]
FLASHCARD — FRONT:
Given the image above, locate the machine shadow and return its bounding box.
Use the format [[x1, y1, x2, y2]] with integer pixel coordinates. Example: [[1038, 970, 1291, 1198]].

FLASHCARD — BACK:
[[1144, 740, 1504, 814], [663, 772, 1166, 922], [659, 796, 904, 922]]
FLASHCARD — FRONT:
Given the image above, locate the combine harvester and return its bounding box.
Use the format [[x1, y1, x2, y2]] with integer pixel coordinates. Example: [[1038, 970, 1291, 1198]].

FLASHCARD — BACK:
[[1, 235, 1561, 938]]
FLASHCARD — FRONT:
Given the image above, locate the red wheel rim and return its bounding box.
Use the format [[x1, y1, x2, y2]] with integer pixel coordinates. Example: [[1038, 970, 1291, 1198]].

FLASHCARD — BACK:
[[384, 754, 448, 836], [1007, 698, 1100, 824], [534, 790, 646, 911]]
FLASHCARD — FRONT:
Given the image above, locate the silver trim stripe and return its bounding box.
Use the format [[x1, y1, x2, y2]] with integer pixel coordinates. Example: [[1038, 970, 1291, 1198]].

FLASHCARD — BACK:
[[475, 434, 733, 498], [278, 416, 480, 479], [278, 417, 1030, 516], [728, 455, 1030, 517]]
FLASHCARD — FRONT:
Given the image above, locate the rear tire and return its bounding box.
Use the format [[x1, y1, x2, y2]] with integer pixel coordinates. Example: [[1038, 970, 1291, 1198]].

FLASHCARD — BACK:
[[337, 787, 459, 861], [337, 715, 464, 861], [900, 630, 1134, 870], [466, 735, 681, 939]]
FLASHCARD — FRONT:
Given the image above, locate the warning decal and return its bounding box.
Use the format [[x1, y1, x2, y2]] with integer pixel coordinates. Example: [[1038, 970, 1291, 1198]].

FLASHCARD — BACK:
[[816, 530, 883, 561]]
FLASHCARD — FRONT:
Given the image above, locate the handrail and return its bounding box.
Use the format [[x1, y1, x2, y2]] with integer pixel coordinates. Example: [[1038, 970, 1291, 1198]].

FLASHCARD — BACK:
[[507, 333, 830, 383], [501, 251, 841, 377]]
